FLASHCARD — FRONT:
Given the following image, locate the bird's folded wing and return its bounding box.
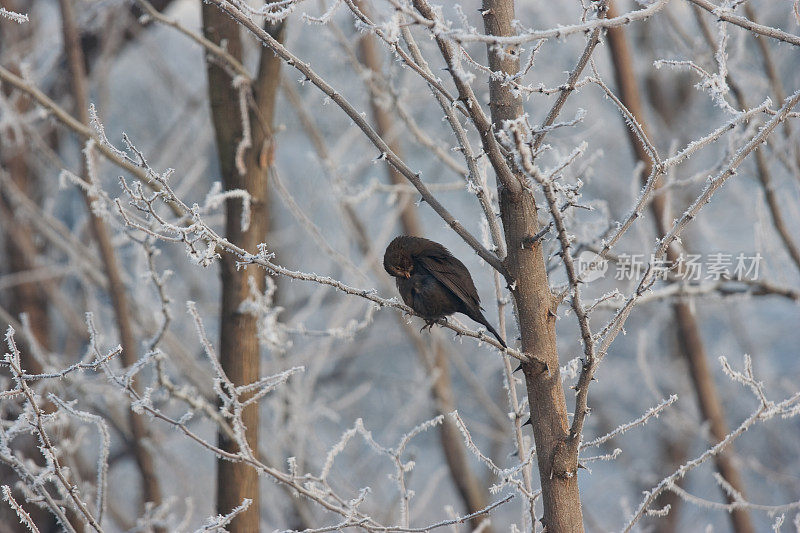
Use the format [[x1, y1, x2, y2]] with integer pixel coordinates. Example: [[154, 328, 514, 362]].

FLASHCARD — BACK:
[[416, 253, 481, 311]]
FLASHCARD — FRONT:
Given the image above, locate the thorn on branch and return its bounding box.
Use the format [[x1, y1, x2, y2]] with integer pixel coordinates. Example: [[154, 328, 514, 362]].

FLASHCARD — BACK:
[[522, 223, 553, 249]]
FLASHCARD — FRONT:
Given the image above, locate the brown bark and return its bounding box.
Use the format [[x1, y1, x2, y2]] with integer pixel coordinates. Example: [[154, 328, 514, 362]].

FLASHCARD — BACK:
[[59, 0, 164, 520], [0, 17, 58, 527], [482, 1, 584, 530], [0, 83, 48, 370], [356, 18, 493, 528], [202, 5, 284, 530], [605, 5, 754, 532], [430, 349, 493, 529], [0, 195, 49, 367]]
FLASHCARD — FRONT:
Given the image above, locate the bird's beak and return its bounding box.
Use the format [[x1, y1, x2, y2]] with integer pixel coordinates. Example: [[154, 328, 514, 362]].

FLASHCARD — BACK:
[[403, 271, 411, 279]]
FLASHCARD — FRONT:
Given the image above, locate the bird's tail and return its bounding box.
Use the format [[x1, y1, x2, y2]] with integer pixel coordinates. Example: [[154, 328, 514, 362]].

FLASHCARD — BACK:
[[471, 311, 507, 349]]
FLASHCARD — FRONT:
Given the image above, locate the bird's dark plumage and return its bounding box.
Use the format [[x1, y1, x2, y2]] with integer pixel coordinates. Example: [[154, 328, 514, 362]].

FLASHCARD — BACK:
[[383, 236, 507, 348]]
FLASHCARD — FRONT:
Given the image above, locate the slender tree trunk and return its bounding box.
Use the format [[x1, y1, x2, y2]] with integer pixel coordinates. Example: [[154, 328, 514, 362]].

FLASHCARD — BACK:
[[59, 0, 164, 521], [202, 5, 284, 530], [0, 16, 59, 527], [356, 22, 420, 236], [0, 143, 60, 533], [355, 14, 492, 529], [0, 87, 48, 371], [482, 1, 584, 530], [605, 5, 754, 532]]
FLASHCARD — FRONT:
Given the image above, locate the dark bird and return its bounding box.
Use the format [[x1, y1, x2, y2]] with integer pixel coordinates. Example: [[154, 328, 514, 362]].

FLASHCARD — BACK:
[[383, 236, 507, 348]]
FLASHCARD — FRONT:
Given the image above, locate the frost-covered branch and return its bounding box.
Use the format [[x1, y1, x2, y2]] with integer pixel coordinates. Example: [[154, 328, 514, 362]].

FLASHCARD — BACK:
[[408, 0, 522, 195], [0, 7, 27, 23], [580, 395, 678, 450], [387, 0, 669, 46], [597, 90, 800, 361], [622, 356, 800, 531], [1, 486, 39, 533], [2, 327, 102, 532], [688, 0, 800, 46]]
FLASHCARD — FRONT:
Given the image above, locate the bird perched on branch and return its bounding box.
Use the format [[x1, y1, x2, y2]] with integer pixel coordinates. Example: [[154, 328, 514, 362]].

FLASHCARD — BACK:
[[383, 235, 507, 348]]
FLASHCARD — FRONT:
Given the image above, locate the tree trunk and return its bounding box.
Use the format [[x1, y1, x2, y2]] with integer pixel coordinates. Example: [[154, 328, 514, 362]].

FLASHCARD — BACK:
[[59, 0, 163, 520], [0, 62, 48, 371], [202, 5, 284, 530], [0, 14, 58, 527], [482, 1, 584, 530]]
